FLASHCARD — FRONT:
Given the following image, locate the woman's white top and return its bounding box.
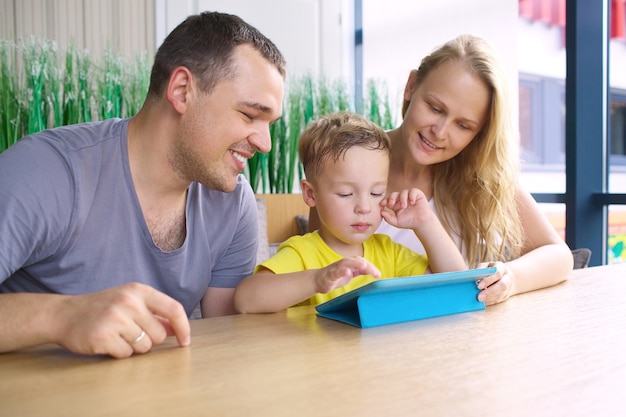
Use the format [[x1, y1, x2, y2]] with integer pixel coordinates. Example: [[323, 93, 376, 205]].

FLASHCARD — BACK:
[[375, 199, 466, 259]]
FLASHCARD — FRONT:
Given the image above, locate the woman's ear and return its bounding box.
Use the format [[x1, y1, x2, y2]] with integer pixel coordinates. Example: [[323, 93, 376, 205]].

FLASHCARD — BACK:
[[301, 179, 316, 208], [403, 69, 418, 102]]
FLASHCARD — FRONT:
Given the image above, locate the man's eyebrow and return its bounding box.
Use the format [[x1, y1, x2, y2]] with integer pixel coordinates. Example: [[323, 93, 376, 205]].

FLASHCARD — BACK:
[[240, 101, 274, 114]]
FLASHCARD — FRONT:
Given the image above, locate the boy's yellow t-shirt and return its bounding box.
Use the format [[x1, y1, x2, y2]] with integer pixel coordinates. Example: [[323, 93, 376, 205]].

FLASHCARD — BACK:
[[255, 231, 428, 307]]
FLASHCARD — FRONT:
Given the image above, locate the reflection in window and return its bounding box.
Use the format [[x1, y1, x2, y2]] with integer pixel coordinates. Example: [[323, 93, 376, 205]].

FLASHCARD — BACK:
[[611, 97, 626, 157], [519, 84, 534, 161], [609, 205, 626, 264], [521, 79, 626, 264]]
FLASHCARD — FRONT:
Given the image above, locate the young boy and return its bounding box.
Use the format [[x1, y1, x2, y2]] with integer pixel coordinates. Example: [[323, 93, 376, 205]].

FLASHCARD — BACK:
[[234, 112, 466, 313]]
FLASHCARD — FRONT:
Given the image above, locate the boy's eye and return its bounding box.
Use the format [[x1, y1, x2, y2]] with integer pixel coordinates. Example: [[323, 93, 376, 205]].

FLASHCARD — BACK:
[[371, 192, 384, 198], [338, 193, 352, 197]]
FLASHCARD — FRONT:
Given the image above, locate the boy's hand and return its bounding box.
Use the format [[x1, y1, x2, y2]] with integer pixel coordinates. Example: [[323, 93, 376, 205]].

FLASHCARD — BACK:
[[380, 188, 435, 231], [314, 256, 381, 294]]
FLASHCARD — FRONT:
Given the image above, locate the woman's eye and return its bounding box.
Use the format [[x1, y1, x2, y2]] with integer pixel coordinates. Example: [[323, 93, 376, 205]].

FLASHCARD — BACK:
[[429, 104, 442, 113]]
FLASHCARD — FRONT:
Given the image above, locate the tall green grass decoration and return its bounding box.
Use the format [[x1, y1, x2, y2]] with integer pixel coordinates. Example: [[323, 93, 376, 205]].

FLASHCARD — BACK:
[[124, 52, 151, 116], [247, 73, 393, 194], [0, 36, 394, 196], [0, 37, 150, 153], [76, 50, 94, 123], [99, 49, 123, 119], [22, 36, 49, 135], [0, 40, 21, 150], [45, 41, 63, 129], [365, 78, 394, 130]]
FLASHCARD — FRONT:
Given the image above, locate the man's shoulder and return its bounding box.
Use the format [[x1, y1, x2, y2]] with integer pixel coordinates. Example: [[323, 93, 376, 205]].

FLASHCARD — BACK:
[[38, 118, 127, 151]]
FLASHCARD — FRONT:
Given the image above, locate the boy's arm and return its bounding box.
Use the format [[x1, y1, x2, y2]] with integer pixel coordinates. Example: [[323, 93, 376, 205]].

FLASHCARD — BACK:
[[233, 268, 320, 313], [381, 188, 466, 273], [233, 257, 382, 313], [410, 213, 467, 273]]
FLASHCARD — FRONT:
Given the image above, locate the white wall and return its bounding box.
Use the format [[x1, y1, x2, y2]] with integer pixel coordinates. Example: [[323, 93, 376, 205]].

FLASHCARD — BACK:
[[610, 41, 626, 89], [1, 0, 156, 61], [517, 18, 566, 80], [155, 0, 353, 82], [517, 16, 626, 90], [155, 0, 521, 113]]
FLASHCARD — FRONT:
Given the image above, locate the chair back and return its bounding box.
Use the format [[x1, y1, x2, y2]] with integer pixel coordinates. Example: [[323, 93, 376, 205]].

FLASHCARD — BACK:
[[572, 248, 592, 269]]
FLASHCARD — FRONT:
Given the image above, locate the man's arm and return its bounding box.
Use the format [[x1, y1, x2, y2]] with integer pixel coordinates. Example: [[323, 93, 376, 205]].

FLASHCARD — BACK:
[[0, 284, 191, 358]]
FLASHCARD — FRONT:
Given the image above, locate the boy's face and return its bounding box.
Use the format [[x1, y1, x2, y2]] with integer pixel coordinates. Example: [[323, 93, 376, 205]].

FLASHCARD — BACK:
[[311, 146, 390, 253]]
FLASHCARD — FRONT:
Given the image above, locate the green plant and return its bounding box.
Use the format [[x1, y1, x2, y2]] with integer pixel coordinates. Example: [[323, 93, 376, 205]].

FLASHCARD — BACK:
[[0, 39, 21, 151], [0, 36, 395, 196], [0, 37, 149, 153], [365, 78, 394, 130], [246, 73, 394, 194]]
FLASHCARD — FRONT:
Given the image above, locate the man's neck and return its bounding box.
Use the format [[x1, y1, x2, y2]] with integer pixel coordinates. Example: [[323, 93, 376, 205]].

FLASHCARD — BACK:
[[127, 111, 190, 251]]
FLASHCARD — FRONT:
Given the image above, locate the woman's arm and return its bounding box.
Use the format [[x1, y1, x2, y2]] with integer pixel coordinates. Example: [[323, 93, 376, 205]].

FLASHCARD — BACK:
[[478, 186, 573, 304]]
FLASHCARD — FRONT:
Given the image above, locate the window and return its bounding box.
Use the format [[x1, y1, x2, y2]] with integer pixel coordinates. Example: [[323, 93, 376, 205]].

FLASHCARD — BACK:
[[518, 75, 566, 169], [610, 93, 626, 163], [521, 75, 626, 264]]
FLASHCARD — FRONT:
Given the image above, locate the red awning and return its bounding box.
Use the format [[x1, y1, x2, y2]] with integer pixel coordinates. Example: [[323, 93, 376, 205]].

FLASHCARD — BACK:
[[519, 0, 625, 42]]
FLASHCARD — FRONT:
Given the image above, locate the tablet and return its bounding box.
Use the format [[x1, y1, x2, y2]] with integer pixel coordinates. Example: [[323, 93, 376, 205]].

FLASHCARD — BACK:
[[315, 267, 497, 328]]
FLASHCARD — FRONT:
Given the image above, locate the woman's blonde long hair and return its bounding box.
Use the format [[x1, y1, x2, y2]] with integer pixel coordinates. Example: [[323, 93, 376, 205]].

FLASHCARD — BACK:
[[402, 34, 523, 267]]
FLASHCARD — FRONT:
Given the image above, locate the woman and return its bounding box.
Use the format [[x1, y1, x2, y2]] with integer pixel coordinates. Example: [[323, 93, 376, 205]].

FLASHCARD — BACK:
[[312, 34, 573, 305], [382, 33, 573, 305]]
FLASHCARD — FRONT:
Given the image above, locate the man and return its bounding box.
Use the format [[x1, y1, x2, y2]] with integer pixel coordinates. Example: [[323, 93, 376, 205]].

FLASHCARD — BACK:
[[0, 12, 286, 358]]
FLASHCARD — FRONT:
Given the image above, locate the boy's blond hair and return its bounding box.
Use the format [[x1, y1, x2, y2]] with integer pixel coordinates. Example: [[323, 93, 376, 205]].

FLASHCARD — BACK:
[[298, 112, 390, 182]]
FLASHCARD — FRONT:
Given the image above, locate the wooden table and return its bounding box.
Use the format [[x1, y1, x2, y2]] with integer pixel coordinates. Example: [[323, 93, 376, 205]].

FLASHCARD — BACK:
[[2, 263, 626, 417]]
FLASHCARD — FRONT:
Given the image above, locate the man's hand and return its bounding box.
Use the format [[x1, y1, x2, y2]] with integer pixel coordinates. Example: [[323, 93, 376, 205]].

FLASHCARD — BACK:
[[53, 283, 190, 358]]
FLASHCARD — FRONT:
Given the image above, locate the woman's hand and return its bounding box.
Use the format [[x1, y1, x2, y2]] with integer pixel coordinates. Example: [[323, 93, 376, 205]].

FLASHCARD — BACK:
[[476, 261, 515, 305]]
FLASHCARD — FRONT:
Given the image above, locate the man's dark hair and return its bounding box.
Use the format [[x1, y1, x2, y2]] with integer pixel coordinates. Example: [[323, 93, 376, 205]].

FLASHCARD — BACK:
[[147, 11, 286, 98]]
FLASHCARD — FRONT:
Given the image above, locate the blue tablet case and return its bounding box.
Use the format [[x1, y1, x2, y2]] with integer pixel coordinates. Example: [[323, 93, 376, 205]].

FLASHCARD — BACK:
[[315, 267, 497, 328]]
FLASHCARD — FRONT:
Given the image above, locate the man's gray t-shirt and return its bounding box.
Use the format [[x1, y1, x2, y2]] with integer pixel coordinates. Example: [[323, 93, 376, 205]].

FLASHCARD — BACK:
[[0, 118, 259, 316]]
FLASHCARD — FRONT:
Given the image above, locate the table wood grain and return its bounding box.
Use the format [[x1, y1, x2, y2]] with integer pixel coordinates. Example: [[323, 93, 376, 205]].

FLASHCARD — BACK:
[[1, 263, 626, 417]]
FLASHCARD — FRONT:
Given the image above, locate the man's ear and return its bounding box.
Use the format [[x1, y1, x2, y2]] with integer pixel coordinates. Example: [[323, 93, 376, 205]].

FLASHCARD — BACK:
[[301, 179, 316, 208], [166, 66, 193, 114]]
